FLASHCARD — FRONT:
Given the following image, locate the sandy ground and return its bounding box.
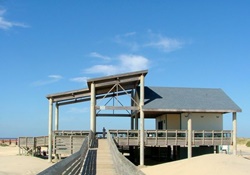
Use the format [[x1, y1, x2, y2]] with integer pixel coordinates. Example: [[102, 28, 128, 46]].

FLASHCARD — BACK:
[[0, 146, 52, 175], [141, 145, 250, 175], [1, 145, 250, 175]]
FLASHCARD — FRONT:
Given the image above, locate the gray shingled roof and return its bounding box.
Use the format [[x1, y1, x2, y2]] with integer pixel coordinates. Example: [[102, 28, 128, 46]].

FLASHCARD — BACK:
[[141, 86, 242, 113]]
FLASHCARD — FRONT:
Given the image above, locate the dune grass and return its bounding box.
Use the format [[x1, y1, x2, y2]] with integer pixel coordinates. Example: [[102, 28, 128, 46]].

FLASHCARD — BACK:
[[237, 138, 250, 147], [0, 143, 9, 147], [246, 141, 250, 147]]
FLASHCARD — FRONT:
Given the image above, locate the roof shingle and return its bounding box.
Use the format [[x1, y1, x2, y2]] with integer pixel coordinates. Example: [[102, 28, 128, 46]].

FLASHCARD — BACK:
[[141, 86, 241, 113]]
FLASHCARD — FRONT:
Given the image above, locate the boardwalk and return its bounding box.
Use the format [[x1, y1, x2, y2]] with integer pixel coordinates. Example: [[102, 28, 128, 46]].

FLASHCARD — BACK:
[[81, 139, 116, 175], [96, 139, 116, 175]]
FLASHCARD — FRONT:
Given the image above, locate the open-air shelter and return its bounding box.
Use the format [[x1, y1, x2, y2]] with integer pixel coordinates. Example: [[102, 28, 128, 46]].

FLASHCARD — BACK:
[[46, 70, 241, 165]]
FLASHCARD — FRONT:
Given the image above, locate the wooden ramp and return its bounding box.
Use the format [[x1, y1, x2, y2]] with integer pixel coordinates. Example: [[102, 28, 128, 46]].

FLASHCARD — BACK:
[[96, 139, 116, 175], [81, 139, 117, 175]]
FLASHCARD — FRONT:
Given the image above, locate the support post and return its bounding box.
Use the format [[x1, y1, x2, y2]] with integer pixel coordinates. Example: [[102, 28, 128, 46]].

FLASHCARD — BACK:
[[90, 82, 96, 134], [131, 117, 134, 130], [140, 74, 145, 166], [54, 103, 59, 161], [55, 103, 59, 131], [233, 112, 237, 155], [48, 98, 53, 162], [131, 90, 134, 130], [135, 114, 138, 130], [187, 114, 192, 159]]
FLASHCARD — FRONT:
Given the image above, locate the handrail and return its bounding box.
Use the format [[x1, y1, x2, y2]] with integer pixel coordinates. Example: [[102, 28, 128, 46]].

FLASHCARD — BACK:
[[109, 130, 232, 146], [38, 133, 91, 175], [54, 130, 89, 136], [107, 131, 145, 175]]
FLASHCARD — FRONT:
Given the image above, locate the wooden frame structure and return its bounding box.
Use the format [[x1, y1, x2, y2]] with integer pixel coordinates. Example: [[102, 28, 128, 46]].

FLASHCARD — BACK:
[[46, 70, 241, 165], [46, 70, 147, 164]]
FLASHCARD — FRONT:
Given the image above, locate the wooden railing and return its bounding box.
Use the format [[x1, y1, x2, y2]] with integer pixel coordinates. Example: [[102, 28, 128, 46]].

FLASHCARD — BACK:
[[36, 136, 49, 147], [54, 130, 89, 136], [193, 130, 232, 146], [53, 135, 86, 155], [19, 137, 39, 155], [53, 130, 89, 155], [107, 131, 145, 175], [38, 135, 90, 175], [18, 131, 89, 156], [109, 130, 232, 147]]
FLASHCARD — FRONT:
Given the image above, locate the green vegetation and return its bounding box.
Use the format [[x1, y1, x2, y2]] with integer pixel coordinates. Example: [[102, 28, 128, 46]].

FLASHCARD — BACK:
[[237, 138, 250, 145], [246, 141, 250, 147], [0, 143, 8, 147]]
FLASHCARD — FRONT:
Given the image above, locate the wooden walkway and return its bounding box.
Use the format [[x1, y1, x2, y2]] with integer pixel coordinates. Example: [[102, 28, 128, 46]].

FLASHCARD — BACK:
[[81, 139, 116, 175], [96, 139, 116, 175]]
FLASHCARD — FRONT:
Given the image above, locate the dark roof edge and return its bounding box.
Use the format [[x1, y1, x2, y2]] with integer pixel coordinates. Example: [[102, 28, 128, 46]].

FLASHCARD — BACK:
[[143, 108, 242, 113], [87, 69, 148, 83], [46, 88, 90, 99]]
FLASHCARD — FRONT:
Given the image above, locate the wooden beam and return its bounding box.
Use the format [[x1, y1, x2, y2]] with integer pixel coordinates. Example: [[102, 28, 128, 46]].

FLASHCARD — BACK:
[[96, 106, 139, 110], [96, 114, 131, 117]]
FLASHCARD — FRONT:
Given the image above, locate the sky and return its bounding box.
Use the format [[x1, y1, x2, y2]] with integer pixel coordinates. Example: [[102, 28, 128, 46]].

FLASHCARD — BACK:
[[0, 0, 249, 138]]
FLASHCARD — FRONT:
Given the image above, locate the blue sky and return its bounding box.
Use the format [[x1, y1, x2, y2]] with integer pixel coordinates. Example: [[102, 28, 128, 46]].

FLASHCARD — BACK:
[[0, 1, 249, 138]]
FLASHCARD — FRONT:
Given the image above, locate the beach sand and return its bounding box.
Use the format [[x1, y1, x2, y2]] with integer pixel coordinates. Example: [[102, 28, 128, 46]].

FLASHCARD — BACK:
[[0, 146, 52, 175], [141, 145, 250, 175], [0, 145, 250, 175]]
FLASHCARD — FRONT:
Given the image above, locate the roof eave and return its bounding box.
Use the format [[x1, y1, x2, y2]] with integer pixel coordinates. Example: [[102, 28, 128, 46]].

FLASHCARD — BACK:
[[46, 88, 90, 102], [86, 69, 148, 88], [143, 108, 242, 113]]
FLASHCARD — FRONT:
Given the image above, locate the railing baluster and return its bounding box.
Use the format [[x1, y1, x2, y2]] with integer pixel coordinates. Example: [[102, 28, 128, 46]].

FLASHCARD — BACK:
[[212, 130, 214, 145], [203, 130, 205, 145], [138, 130, 140, 145], [156, 130, 158, 146], [221, 130, 223, 145], [175, 130, 177, 145], [127, 130, 129, 145], [166, 130, 168, 146]]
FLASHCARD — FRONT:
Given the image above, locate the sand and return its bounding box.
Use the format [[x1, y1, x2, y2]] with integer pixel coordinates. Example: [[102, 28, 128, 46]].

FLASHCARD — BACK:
[[0, 146, 52, 175], [1, 145, 250, 175], [141, 146, 250, 175]]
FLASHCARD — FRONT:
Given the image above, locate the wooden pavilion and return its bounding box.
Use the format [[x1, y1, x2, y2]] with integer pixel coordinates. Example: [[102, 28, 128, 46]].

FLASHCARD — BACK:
[[46, 70, 241, 165]]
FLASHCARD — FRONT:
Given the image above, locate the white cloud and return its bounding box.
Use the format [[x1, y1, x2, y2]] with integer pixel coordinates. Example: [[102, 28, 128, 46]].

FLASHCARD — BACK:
[[124, 32, 136, 37], [0, 8, 28, 30], [84, 54, 149, 75], [48, 75, 62, 79], [114, 31, 184, 52], [70, 76, 89, 83], [32, 75, 63, 86], [145, 32, 183, 52], [89, 52, 110, 60], [119, 55, 149, 72], [85, 65, 118, 75]]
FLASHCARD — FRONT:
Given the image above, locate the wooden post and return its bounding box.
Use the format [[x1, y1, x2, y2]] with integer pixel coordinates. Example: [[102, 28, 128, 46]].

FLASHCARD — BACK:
[[187, 114, 192, 159], [233, 112, 237, 155], [55, 103, 59, 131], [131, 116, 134, 130], [48, 98, 53, 162], [131, 91, 134, 130], [90, 82, 96, 134], [140, 74, 145, 166], [135, 114, 138, 130], [54, 103, 60, 161]]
